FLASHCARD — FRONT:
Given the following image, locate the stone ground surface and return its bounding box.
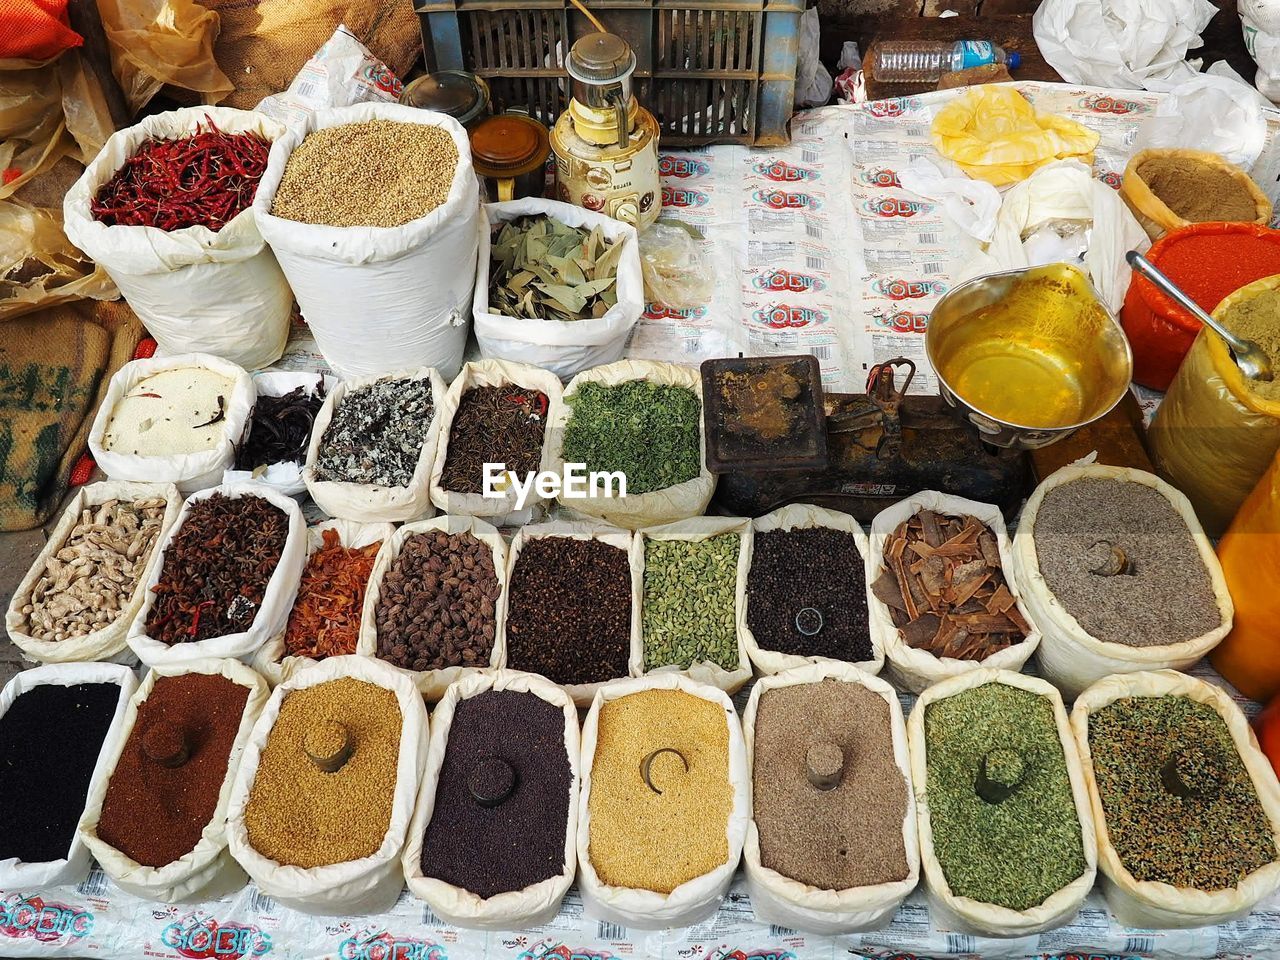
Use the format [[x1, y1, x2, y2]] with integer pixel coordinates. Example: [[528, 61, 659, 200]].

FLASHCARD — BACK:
[[0, 523, 57, 685]]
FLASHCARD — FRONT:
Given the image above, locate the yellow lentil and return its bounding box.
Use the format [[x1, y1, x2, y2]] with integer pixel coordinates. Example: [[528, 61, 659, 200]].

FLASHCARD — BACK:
[[244, 678, 402, 868], [587, 689, 732, 893]]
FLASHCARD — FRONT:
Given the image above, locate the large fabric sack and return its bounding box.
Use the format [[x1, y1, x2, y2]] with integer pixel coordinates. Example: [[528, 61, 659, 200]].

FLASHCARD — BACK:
[[127, 482, 308, 667], [252, 103, 479, 380], [1071, 669, 1280, 928], [358, 514, 507, 701], [742, 662, 918, 933], [550, 359, 715, 530], [402, 669, 580, 928], [88, 354, 255, 494], [79, 658, 270, 902], [473, 198, 643, 380], [1013, 464, 1233, 698], [630, 517, 753, 694], [740, 503, 882, 677], [867, 491, 1040, 694], [64, 107, 292, 371], [576, 674, 749, 930], [0, 662, 137, 888], [908, 668, 1097, 937], [6, 481, 180, 664], [225, 655, 428, 915]]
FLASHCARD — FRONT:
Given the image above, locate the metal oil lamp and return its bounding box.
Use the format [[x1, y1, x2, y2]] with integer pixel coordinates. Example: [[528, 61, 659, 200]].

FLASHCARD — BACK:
[[551, 31, 661, 228]]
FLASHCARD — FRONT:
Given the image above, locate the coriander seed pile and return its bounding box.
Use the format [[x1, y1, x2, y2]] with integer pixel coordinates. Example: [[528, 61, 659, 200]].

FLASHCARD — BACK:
[[271, 120, 458, 228]]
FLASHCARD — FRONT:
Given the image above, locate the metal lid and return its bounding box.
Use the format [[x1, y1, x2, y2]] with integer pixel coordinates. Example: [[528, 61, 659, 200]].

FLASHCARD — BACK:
[[470, 114, 550, 177], [400, 71, 491, 126], [566, 32, 636, 84]]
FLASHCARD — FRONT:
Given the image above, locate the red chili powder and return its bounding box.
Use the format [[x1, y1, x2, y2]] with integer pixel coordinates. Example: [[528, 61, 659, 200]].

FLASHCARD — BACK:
[[1149, 233, 1280, 318], [96, 673, 250, 867]]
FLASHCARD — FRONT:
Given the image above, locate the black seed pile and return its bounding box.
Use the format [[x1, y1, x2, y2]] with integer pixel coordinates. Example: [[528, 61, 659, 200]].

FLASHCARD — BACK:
[[421, 690, 572, 897], [746, 526, 873, 662], [0, 682, 120, 863]]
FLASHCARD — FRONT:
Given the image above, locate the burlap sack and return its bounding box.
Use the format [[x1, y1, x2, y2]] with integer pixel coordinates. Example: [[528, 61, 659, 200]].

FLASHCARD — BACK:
[[78, 658, 270, 903], [742, 663, 919, 934], [630, 517, 753, 694], [907, 669, 1097, 937], [402, 669, 580, 929], [740, 504, 882, 677], [1071, 669, 1280, 929], [550, 359, 716, 530], [1013, 465, 1233, 698], [358, 515, 508, 701], [576, 674, 750, 930]]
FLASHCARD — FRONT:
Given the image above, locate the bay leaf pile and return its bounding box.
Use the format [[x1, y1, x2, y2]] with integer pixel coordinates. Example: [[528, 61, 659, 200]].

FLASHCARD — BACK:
[[488, 214, 624, 321]]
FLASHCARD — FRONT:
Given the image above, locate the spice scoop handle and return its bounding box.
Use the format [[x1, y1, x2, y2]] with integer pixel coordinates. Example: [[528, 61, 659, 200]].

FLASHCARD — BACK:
[[1126, 250, 1275, 382]]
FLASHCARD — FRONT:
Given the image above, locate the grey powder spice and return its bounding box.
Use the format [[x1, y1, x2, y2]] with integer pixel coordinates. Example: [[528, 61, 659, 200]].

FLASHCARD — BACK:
[[1033, 478, 1220, 647], [314, 377, 435, 488], [753, 679, 909, 891]]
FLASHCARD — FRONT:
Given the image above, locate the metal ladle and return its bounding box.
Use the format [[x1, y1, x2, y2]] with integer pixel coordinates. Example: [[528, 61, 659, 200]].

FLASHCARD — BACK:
[[1127, 250, 1274, 382]]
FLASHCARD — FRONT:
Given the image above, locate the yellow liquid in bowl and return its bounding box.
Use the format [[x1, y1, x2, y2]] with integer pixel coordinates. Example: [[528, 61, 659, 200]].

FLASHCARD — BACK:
[[945, 339, 1087, 429]]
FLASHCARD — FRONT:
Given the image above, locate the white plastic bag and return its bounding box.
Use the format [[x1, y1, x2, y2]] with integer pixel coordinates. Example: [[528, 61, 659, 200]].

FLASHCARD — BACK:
[[908, 669, 1098, 937], [6, 481, 181, 664], [78, 658, 270, 902], [251, 519, 394, 687], [1033, 0, 1218, 90], [225, 655, 428, 915], [897, 158, 1000, 244], [740, 504, 883, 678], [1015, 465, 1235, 699], [551, 359, 716, 530], [631, 517, 753, 694], [473, 199, 643, 380], [223, 371, 332, 498], [88, 354, 256, 493], [303, 368, 447, 523], [402, 669, 580, 929], [794, 8, 834, 108], [499, 521, 638, 707], [253, 103, 479, 380], [63, 107, 292, 371], [1071, 669, 1280, 928], [1242, 0, 1280, 103], [742, 663, 918, 934], [956, 159, 1148, 313], [429, 359, 564, 519], [1137, 68, 1270, 170], [127, 482, 308, 668], [868, 491, 1041, 695], [0, 662, 137, 889], [358, 515, 507, 701], [576, 674, 750, 930]]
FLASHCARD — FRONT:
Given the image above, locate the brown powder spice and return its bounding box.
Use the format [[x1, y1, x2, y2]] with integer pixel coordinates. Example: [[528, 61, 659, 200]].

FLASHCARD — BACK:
[[97, 673, 251, 868], [752, 679, 909, 891], [1218, 288, 1280, 401], [244, 678, 402, 868], [1137, 155, 1260, 223], [588, 689, 733, 893]]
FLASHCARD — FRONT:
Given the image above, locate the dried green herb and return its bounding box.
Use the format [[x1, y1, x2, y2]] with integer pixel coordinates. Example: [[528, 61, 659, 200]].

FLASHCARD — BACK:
[[488, 214, 624, 322], [642, 535, 740, 671], [1088, 695, 1276, 890], [924, 683, 1087, 911], [561, 379, 701, 495]]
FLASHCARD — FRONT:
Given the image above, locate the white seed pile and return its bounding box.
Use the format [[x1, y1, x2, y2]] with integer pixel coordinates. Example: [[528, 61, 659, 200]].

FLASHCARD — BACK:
[[19, 498, 167, 641], [270, 120, 459, 228]]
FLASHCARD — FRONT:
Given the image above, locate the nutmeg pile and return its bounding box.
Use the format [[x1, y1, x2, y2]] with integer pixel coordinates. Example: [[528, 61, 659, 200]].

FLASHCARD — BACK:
[[373, 530, 501, 672]]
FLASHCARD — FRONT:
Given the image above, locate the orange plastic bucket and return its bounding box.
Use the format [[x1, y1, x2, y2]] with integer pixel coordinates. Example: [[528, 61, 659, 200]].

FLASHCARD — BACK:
[[1120, 221, 1280, 390]]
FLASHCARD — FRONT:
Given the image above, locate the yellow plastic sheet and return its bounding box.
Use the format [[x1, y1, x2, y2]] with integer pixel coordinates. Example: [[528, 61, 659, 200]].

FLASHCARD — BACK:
[[97, 0, 233, 111], [0, 198, 117, 320], [930, 86, 1101, 186], [1148, 275, 1280, 537]]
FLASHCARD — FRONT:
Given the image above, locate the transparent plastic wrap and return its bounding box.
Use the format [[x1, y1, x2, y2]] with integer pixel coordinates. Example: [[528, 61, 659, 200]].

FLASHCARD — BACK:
[[638, 222, 715, 311]]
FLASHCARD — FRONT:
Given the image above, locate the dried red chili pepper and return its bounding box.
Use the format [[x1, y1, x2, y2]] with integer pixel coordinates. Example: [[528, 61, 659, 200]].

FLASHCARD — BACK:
[[91, 116, 272, 233]]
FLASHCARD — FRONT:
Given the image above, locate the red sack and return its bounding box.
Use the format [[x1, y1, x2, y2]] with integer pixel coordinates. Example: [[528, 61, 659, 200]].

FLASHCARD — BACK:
[[0, 0, 83, 62]]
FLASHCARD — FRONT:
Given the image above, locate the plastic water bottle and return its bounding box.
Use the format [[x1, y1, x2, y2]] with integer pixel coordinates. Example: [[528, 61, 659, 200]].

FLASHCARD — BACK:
[[870, 40, 1021, 82]]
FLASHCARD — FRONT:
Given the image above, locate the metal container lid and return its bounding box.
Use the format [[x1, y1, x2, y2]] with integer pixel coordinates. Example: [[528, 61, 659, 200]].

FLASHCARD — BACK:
[[566, 32, 636, 84], [470, 114, 550, 177], [400, 71, 491, 126]]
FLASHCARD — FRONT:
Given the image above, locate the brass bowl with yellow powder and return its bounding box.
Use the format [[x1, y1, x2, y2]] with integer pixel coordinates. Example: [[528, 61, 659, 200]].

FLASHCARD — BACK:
[[926, 262, 1132, 449]]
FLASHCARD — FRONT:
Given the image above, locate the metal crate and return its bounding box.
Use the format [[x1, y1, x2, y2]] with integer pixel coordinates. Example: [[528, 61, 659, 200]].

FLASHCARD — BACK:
[[414, 0, 801, 146]]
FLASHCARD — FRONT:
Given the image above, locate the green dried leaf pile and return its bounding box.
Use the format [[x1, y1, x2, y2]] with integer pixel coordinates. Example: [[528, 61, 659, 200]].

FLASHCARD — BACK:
[[488, 214, 624, 321]]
